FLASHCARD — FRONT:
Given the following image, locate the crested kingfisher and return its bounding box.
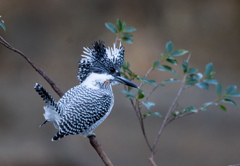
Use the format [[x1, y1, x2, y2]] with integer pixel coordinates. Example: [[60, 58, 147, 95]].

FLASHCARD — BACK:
[[34, 41, 138, 141]]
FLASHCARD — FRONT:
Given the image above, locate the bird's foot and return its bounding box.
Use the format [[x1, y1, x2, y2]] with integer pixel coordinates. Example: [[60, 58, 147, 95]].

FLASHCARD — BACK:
[[87, 133, 96, 138]]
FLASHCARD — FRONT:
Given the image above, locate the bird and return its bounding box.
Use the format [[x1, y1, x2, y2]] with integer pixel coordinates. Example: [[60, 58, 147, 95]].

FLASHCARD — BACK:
[[34, 41, 138, 141]]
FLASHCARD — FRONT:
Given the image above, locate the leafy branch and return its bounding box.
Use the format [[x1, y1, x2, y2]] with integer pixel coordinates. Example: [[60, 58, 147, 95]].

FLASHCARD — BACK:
[[105, 19, 136, 44], [106, 19, 240, 166]]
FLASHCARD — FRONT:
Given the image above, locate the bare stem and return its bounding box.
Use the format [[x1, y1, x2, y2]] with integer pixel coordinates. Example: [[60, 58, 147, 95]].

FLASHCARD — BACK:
[[144, 85, 159, 102], [136, 99, 152, 151], [0, 35, 113, 166], [139, 67, 153, 88], [0, 36, 64, 97], [124, 82, 152, 152], [88, 135, 113, 166], [148, 155, 157, 166], [150, 54, 191, 160], [114, 34, 120, 46]]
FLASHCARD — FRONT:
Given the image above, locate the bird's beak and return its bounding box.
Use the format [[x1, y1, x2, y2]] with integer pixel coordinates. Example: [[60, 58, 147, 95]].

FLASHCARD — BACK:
[[116, 76, 139, 88]]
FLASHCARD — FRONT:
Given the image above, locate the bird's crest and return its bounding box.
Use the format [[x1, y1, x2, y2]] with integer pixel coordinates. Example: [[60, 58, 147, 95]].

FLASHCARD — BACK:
[[77, 41, 124, 83]]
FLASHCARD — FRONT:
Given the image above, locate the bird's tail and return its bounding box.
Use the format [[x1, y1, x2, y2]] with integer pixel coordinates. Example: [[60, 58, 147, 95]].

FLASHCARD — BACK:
[[34, 83, 61, 128], [34, 83, 58, 108], [52, 131, 68, 141]]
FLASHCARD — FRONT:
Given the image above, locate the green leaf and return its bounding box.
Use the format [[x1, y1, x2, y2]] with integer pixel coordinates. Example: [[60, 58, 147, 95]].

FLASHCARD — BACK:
[[121, 21, 126, 30], [158, 84, 165, 87], [121, 72, 129, 79], [216, 104, 227, 112], [160, 53, 165, 59], [142, 102, 155, 110], [204, 63, 214, 77], [0, 20, 6, 31], [162, 78, 181, 83], [221, 98, 238, 107], [187, 68, 198, 74], [116, 19, 122, 32], [105, 22, 118, 34], [122, 33, 133, 39], [172, 111, 179, 117], [185, 80, 198, 86], [157, 65, 177, 75], [230, 92, 240, 97], [166, 41, 174, 54], [196, 82, 209, 89], [226, 85, 237, 95], [127, 61, 130, 68], [216, 83, 223, 97], [122, 68, 132, 76], [122, 60, 130, 68], [203, 79, 218, 85], [143, 111, 162, 118], [138, 89, 145, 99], [204, 102, 213, 107], [121, 37, 133, 44], [121, 90, 136, 99], [166, 57, 178, 65], [124, 27, 136, 32], [200, 107, 207, 111], [182, 106, 198, 113], [195, 73, 203, 81], [172, 49, 189, 56], [182, 60, 188, 73], [122, 64, 133, 75], [153, 60, 160, 69], [139, 77, 157, 86]]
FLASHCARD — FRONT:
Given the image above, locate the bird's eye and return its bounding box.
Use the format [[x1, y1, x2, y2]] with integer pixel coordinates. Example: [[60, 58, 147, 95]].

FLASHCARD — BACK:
[[109, 67, 115, 73]]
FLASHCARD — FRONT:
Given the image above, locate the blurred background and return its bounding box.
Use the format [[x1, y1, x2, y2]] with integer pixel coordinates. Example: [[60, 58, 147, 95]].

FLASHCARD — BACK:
[[0, 0, 240, 165]]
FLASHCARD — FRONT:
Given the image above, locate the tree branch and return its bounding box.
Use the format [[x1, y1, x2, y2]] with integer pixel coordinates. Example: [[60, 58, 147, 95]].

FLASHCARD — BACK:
[[88, 135, 113, 166], [166, 97, 223, 126], [149, 54, 191, 162], [0, 36, 64, 97], [0, 35, 113, 166]]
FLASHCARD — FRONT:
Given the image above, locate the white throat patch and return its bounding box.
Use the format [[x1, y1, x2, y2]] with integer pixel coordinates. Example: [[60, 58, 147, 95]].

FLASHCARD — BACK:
[[81, 73, 114, 89]]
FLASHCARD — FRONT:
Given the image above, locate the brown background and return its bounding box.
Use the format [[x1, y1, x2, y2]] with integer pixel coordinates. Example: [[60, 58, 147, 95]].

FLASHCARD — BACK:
[[0, 0, 240, 165]]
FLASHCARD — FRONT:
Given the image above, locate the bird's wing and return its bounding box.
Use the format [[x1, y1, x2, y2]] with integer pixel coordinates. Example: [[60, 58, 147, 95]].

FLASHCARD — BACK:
[[58, 91, 113, 135]]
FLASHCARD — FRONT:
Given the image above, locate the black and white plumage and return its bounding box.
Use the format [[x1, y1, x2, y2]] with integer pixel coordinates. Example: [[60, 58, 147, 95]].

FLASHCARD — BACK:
[[34, 41, 138, 141]]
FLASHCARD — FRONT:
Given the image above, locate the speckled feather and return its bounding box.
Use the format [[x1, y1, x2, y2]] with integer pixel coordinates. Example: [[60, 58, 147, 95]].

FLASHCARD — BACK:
[[53, 83, 114, 140]]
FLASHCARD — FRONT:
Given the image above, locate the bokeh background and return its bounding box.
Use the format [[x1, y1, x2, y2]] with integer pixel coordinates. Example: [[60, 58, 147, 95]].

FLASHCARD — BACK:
[[0, 0, 240, 166]]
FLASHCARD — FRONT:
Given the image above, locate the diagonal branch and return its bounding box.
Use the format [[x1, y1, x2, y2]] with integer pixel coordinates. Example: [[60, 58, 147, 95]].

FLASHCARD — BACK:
[[0, 36, 64, 97], [149, 54, 191, 162], [0, 35, 113, 166]]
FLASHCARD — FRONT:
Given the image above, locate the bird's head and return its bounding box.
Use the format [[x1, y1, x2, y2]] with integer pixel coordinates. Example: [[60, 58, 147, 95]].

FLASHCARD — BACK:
[[78, 41, 138, 89]]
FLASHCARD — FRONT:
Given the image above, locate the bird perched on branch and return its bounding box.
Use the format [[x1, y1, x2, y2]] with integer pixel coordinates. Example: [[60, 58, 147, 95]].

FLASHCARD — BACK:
[[34, 41, 138, 141]]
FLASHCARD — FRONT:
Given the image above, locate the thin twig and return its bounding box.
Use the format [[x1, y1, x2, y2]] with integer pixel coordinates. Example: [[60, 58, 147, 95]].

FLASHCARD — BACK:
[[144, 85, 159, 102], [151, 73, 186, 153], [148, 155, 157, 166], [114, 35, 119, 46], [136, 99, 152, 151], [0, 35, 113, 166], [139, 67, 153, 88], [0, 36, 64, 97], [228, 164, 240, 166], [150, 54, 191, 159], [123, 81, 152, 151], [166, 97, 222, 126]]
